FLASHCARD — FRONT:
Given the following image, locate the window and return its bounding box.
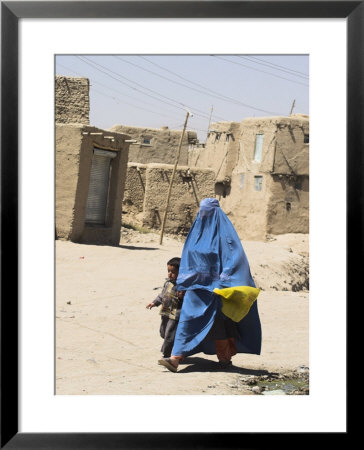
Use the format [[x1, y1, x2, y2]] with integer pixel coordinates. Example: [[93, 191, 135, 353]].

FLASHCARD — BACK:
[[254, 134, 264, 162], [226, 134, 230, 142], [142, 137, 151, 145], [304, 134, 309, 144], [215, 133, 221, 142], [240, 174, 245, 188], [85, 148, 117, 224], [254, 176, 263, 191]]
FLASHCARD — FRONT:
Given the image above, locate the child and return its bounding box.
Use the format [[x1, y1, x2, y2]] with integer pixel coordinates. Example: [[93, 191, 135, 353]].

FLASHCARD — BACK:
[[146, 257, 185, 358]]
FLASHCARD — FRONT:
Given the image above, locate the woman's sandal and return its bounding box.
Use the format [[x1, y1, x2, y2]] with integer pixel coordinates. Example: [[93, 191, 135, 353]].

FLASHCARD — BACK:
[[158, 358, 178, 373]]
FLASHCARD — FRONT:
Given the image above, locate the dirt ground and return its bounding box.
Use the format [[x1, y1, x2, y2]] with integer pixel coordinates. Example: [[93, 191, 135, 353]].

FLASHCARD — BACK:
[[55, 230, 309, 395]]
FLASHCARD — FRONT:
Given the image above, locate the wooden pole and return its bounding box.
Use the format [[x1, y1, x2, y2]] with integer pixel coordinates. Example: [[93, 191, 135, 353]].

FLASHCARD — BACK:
[[206, 105, 213, 143], [159, 111, 190, 245], [289, 99, 296, 116]]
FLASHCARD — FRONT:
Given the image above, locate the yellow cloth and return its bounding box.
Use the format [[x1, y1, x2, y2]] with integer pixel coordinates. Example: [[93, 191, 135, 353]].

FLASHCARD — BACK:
[[213, 286, 260, 322]]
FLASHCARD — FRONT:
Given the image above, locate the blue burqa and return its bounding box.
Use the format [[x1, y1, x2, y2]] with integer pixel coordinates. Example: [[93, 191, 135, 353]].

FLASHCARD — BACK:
[[172, 198, 262, 357]]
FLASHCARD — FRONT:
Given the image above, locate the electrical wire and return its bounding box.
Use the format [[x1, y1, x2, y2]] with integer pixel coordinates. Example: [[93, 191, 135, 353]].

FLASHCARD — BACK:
[[57, 62, 189, 121], [91, 88, 184, 122], [56, 56, 308, 140], [78, 55, 282, 119], [56, 63, 214, 134], [237, 55, 309, 79], [133, 55, 282, 115], [212, 55, 309, 87], [117, 55, 276, 117], [114, 56, 229, 120], [77, 56, 214, 121]]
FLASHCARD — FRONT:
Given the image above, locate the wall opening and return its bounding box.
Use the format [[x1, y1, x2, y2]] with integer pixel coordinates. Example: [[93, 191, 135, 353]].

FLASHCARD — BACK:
[[254, 175, 263, 191], [142, 136, 152, 145], [254, 134, 264, 162], [240, 174, 245, 189], [85, 148, 117, 225], [215, 179, 231, 198]]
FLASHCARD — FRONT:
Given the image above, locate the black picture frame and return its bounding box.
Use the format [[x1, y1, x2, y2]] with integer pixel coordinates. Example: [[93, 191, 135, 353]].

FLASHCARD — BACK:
[[1, 1, 357, 448]]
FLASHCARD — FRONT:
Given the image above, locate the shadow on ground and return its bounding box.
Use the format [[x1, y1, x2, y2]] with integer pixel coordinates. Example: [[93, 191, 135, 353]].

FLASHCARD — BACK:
[[169, 356, 275, 376], [118, 245, 159, 251]]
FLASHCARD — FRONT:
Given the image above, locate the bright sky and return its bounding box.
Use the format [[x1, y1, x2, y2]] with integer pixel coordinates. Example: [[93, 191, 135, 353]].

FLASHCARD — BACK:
[[55, 54, 309, 142]]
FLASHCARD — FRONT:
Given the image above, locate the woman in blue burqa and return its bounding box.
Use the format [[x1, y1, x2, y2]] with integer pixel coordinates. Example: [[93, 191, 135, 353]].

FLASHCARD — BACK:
[[158, 198, 262, 373]]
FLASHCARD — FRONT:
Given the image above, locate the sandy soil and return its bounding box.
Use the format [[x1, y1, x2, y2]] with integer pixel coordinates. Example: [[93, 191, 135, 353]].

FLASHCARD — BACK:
[[56, 230, 309, 395]]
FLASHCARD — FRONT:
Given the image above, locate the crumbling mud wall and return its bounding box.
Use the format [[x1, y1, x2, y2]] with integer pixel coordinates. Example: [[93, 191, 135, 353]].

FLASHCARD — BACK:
[[109, 125, 198, 166], [266, 174, 309, 235], [188, 121, 241, 182], [142, 164, 215, 235], [273, 115, 309, 175], [123, 163, 147, 212], [217, 115, 309, 240], [55, 76, 90, 125], [216, 118, 279, 240], [56, 125, 84, 240], [218, 171, 271, 240], [121, 163, 147, 227]]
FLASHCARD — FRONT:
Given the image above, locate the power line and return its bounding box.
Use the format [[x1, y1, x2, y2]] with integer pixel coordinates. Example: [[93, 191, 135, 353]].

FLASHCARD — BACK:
[[56, 66, 206, 132], [136, 55, 282, 115], [139, 55, 227, 99], [57, 62, 188, 121], [212, 55, 309, 87], [91, 88, 211, 132], [237, 55, 309, 79], [77, 56, 213, 121], [78, 55, 282, 120], [245, 55, 309, 77], [76, 56, 193, 115], [56, 56, 308, 141], [137, 55, 271, 118], [114, 55, 229, 120], [91, 88, 184, 122]]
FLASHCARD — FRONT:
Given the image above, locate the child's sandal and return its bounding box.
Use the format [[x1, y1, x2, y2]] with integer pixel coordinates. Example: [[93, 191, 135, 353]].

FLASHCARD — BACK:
[[158, 358, 178, 373]]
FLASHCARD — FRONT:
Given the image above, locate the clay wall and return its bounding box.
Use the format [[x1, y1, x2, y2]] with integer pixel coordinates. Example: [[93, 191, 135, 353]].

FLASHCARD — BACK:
[[217, 115, 309, 239], [123, 163, 147, 213], [55, 76, 90, 125], [142, 164, 216, 235], [188, 121, 241, 182], [219, 171, 271, 240], [266, 174, 309, 234], [109, 125, 197, 166], [56, 124, 130, 245], [56, 125, 83, 240], [273, 115, 309, 175]]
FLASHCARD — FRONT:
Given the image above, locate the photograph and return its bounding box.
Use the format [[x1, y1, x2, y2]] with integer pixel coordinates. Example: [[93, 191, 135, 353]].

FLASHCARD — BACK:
[[55, 54, 310, 396], [1, 0, 355, 446]]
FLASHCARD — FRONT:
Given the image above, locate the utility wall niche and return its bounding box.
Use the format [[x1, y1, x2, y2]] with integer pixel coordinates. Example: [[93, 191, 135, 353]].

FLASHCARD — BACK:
[[55, 124, 130, 245]]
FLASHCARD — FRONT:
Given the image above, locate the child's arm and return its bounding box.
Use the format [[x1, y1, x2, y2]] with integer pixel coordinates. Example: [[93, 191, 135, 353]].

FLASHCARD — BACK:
[[146, 301, 157, 309], [146, 286, 165, 309]]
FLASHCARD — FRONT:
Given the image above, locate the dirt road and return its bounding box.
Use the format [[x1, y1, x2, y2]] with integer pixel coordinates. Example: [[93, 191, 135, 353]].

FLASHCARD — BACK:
[[56, 231, 309, 395]]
